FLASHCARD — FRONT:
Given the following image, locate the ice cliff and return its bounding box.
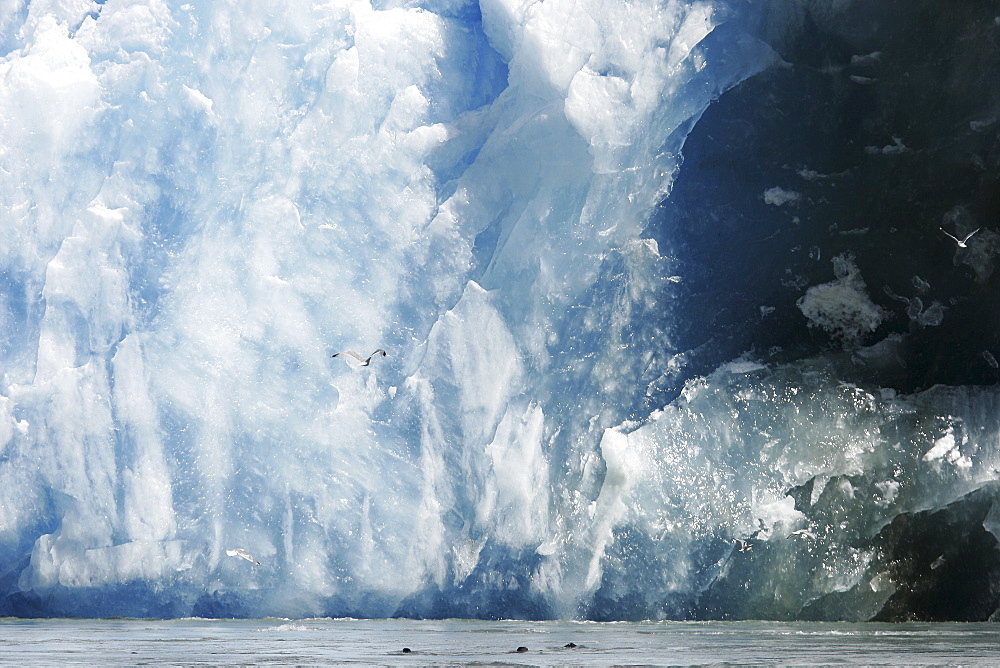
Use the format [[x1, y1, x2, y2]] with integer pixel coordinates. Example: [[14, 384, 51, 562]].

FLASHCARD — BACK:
[[1, 0, 1000, 620]]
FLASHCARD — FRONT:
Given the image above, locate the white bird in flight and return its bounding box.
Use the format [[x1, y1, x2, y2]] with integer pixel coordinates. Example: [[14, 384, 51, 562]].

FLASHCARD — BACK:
[[226, 548, 260, 565], [733, 538, 751, 552], [788, 529, 817, 540], [331, 349, 387, 366], [940, 227, 980, 248]]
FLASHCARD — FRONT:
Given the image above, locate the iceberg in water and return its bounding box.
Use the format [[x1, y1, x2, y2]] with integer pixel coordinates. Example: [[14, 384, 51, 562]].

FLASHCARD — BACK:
[[1, 0, 1000, 621]]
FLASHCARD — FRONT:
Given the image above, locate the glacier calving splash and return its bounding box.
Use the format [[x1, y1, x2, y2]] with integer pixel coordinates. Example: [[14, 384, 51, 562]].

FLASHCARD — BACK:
[[2, 0, 1000, 620]]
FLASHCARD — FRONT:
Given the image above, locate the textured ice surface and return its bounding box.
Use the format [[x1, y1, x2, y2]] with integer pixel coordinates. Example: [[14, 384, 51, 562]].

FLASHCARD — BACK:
[[1, 0, 1000, 620], [796, 254, 886, 346]]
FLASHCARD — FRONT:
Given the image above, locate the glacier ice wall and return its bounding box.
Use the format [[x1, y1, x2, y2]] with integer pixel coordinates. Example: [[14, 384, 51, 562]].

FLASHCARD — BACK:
[[1, 0, 1000, 620]]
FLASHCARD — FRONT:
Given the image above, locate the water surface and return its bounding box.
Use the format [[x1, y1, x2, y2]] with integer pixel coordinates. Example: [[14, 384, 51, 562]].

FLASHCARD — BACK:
[[3, 618, 1000, 666]]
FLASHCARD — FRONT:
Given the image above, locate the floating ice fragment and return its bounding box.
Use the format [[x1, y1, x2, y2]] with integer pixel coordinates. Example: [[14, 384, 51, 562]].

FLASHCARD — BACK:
[[923, 429, 961, 463], [755, 494, 805, 528], [864, 137, 909, 155], [883, 284, 907, 303], [810, 477, 828, 506], [850, 51, 882, 66], [763, 186, 800, 206], [797, 254, 886, 345], [723, 360, 767, 374], [869, 571, 892, 592], [970, 117, 996, 132], [796, 167, 849, 181], [917, 301, 945, 326], [874, 480, 900, 507], [452, 539, 486, 581]]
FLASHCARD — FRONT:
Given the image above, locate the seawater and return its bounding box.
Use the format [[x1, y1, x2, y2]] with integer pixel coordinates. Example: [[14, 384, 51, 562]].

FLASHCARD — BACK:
[[2, 618, 1000, 666]]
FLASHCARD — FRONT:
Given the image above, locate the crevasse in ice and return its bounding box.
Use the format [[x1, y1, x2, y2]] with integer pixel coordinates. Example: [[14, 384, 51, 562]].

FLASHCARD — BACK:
[[1, 0, 1000, 620]]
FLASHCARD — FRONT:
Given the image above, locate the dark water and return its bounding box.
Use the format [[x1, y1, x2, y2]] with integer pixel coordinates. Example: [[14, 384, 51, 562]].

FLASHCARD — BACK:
[[3, 617, 1000, 666]]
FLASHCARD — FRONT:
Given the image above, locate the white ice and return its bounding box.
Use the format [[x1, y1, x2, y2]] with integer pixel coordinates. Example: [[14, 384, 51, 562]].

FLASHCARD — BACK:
[[1, 0, 995, 621]]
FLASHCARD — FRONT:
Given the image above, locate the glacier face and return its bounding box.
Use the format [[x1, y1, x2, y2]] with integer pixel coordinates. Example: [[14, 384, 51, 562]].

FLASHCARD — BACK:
[[1, 0, 1000, 620]]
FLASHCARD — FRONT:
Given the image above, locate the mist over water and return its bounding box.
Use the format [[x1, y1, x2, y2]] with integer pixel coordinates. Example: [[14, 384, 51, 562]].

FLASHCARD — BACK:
[[1, 0, 999, 621]]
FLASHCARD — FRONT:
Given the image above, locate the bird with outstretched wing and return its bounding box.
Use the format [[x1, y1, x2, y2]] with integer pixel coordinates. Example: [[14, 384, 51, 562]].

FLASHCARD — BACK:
[[331, 349, 387, 366]]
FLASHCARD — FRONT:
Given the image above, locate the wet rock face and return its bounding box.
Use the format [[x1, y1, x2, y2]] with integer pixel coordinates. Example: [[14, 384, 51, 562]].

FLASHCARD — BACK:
[[872, 487, 1000, 622]]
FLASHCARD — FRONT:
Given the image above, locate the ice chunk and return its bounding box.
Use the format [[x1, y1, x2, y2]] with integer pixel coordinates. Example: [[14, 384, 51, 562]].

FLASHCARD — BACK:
[[797, 254, 886, 345], [723, 359, 768, 374], [865, 137, 910, 155], [970, 117, 996, 132], [579, 428, 639, 590], [922, 427, 971, 468], [850, 51, 882, 66], [917, 301, 946, 327], [0, 15, 100, 161], [754, 495, 805, 531], [763, 186, 801, 206], [874, 480, 900, 507]]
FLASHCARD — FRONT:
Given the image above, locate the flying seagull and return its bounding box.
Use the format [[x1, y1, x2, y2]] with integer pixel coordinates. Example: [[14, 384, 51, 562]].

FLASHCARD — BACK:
[[331, 349, 387, 366], [788, 529, 817, 540], [330, 348, 385, 366], [733, 538, 751, 552], [940, 227, 980, 248], [226, 548, 260, 565]]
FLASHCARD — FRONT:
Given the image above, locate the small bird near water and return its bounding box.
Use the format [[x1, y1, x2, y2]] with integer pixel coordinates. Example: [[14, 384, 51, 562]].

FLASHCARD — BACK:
[[331, 349, 386, 366]]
